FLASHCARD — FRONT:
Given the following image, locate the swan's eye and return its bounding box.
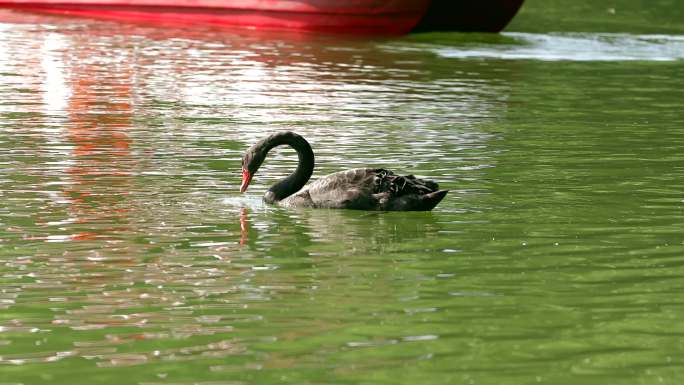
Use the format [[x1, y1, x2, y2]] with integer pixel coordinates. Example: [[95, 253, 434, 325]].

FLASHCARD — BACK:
[[243, 153, 254, 169]]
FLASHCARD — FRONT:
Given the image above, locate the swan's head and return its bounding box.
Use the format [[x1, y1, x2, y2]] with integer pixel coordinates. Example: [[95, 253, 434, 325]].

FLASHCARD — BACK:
[[239, 131, 312, 194], [240, 146, 266, 193]]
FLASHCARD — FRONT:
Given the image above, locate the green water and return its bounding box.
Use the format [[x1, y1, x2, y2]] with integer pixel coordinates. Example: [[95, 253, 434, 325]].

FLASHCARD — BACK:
[[1, 1, 684, 384]]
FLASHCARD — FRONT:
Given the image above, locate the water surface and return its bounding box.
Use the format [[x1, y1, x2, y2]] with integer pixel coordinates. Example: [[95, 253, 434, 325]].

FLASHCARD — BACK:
[[1, 7, 684, 385]]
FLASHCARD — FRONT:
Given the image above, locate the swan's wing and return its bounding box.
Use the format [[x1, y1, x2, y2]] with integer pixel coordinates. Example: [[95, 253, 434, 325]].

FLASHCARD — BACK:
[[305, 168, 380, 209], [373, 169, 439, 195]]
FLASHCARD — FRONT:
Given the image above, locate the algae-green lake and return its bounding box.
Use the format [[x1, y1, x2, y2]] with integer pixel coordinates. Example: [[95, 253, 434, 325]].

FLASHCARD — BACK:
[[1, 1, 684, 384]]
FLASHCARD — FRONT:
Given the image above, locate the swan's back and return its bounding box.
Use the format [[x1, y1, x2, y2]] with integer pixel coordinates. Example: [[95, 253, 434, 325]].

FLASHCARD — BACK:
[[281, 168, 448, 211]]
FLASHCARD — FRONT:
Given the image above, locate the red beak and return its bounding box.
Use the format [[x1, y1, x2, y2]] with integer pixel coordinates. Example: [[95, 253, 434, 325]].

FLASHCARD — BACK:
[[240, 168, 252, 193]]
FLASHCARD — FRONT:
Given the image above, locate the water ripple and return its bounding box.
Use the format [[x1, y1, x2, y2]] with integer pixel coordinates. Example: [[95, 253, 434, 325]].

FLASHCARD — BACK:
[[433, 32, 684, 61], [1, 10, 684, 385]]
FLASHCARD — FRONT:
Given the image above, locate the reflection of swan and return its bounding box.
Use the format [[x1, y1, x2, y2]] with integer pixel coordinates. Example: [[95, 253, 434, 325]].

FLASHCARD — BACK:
[[239, 207, 249, 246], [237, 206, 445, 251], [239, 131, 448, 211]]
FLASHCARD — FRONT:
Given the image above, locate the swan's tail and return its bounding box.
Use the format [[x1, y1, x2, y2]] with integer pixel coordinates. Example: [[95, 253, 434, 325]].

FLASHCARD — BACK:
[[419, 190, 449, 211], [387, 190, 448, 211]]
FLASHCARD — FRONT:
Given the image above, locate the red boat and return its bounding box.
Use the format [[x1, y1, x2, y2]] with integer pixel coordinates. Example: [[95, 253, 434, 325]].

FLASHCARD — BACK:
[[0, 0, 524, 35]]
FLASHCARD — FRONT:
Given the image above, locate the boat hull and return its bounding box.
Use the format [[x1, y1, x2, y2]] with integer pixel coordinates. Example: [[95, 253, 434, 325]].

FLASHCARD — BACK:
[[413, 0, 525, 33], [0, 0, 524, 34]]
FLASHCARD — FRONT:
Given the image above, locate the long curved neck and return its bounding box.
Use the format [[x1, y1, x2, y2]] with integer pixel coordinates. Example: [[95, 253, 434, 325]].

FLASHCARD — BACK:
[[262, 132, 314, 204]]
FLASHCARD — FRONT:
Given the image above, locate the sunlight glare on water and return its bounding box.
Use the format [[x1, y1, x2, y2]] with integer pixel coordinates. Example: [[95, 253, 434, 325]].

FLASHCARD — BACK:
[[1, 7, 684, 385]]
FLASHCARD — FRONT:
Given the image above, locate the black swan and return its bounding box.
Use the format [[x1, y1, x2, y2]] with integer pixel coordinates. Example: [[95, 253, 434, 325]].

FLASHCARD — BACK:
[[239, 131, 448, 211]]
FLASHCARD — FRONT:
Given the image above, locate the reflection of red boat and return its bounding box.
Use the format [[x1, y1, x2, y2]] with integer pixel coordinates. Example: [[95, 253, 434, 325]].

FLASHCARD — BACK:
[[0, 0, 524, 35]]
